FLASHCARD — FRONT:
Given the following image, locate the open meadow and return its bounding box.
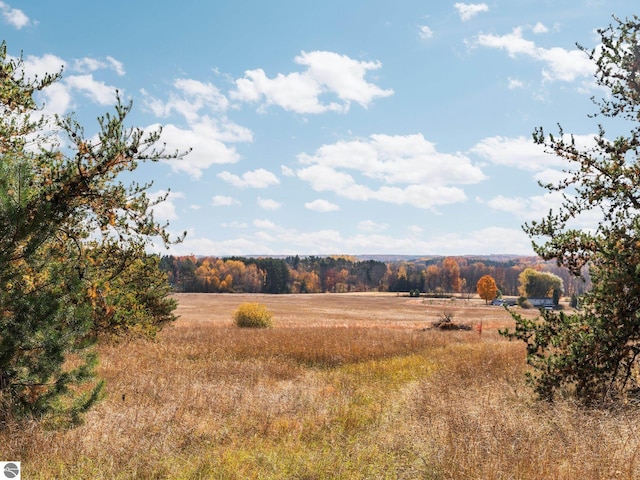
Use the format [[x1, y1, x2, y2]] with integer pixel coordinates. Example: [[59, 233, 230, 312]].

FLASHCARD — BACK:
[[2, 293, 640, 479]]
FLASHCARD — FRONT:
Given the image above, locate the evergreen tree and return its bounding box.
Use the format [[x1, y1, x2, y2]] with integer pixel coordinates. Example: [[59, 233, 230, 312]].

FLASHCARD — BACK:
[[0, 43, 184, 424], [502, 16, 640, 404]]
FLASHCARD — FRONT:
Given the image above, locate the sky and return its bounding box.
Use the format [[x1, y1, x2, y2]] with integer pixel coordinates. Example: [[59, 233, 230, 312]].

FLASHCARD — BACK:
[[2, 1, 638, 257]]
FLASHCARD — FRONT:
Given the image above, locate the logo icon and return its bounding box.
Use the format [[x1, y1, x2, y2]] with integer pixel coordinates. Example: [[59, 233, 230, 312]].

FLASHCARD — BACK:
[[1, 462, 20, 479]]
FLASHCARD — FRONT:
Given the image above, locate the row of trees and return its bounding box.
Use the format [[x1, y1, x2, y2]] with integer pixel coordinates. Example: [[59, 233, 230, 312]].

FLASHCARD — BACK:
[[159, 254, 580, 297]]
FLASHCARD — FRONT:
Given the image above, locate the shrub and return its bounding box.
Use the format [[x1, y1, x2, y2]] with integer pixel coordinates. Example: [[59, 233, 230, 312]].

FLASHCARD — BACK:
[[233, 302, 273, 328]]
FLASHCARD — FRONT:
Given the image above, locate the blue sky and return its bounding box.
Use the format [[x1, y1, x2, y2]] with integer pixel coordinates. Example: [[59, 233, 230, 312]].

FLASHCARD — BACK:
[[2, 1, 637, 256]]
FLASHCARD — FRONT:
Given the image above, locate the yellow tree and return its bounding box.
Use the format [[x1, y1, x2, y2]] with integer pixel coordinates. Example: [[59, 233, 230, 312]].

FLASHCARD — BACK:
[[476, 275, 498, 304], [442, 257, 462, 293]]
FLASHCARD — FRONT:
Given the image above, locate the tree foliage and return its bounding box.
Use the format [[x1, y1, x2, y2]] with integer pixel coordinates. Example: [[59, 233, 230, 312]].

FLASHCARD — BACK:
[[476, 275, 498, 304], [0, 42, 184, 424], [517, 268, 564, 299], [502, 16, 640, 405]]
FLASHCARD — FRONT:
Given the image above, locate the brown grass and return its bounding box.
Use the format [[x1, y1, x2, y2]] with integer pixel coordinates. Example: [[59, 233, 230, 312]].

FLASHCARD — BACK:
[[1, 293, 639, 479]]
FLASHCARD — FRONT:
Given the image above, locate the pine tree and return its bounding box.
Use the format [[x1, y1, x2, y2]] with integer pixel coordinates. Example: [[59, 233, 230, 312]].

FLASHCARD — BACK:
[[0, 42, 185, 424], [502, 16, 640, 404]]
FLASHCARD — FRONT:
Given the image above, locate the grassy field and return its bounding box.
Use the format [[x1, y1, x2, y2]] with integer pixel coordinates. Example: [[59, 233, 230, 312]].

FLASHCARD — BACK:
[[2, 293, 640, 479]]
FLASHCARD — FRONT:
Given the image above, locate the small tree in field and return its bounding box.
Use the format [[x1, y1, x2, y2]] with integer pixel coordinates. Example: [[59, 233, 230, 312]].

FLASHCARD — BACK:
[[502, 16, 640, 405], [0, 42, 185, 424], [476, 275, 498, 304]]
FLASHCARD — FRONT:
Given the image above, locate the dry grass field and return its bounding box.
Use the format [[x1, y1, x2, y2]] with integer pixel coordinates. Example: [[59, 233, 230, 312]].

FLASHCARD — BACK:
[[2, 293, 640, 479]]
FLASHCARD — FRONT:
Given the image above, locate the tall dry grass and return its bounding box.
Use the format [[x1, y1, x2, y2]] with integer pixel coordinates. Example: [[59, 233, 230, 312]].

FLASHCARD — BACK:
[[0, 293, 638, 479]]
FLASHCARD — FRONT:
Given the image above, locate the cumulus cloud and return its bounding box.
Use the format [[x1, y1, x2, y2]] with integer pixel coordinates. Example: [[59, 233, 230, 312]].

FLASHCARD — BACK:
[[146, 120, 248, 179], [143, 79, 229, 121], [65, 74, 119, 105], [73, 56, 125, 76], [21, 53, 66, 80], [305, 199, 340, 212], [0, 1, 31, 29], [148, 190, 185, 221], [231, 50, 393, 113], [212, 195, 241, 207], [474, 26, 594, 82], [142, 80, 250, 179], [257, 197, 282, 210], [471, 134, 596, 173], [218, 168, 280, 189], [295, 133, 485, 209], [19, 53, 120, 114], [454, 3, 489, 21]]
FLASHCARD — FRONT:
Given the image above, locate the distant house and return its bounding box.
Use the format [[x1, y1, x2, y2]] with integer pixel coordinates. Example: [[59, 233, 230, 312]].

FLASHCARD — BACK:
[[491, 298, 517, 307], [528, 297, 556, 308]]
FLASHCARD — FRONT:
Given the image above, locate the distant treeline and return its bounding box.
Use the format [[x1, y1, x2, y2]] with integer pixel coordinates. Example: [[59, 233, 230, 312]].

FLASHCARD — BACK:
[[159, 255, 590, 296]]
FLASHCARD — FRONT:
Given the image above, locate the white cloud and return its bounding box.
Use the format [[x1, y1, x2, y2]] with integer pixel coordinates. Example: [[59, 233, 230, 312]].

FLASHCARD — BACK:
[[486, 194, 530, 214], [73, 56, 125, 76], [418, 25, 434, 40], [296, 133, 485, 209], [533, 168, 568, 185], [257, 197, 282, 210], [22, 54, 66, 80], [144, 79, 229, 121], [471, 134, 596, 173], [231, 50, 393, 113], [148, 190, 185, 221], [159, 222, 535, 257], [150, 122, 247, 179], [142, 80, 250, 179], [454, 3, 489, 21], [487, 191, 567, 221], [218, 168, 280, 189], [41, 82, 72, 115], [305, 199, 340, 212], [532, 22, 548, 34], [281, 165, 295, 176], [212, 195, 241, 207], [254, 218, 278, 229], [13, 54, 69, 115], [507, 77, 524, 89], [424, 227, 532, 255], [471, 135, 558, 171], [475, 26, 594, 82], [0, 1, 31, 29], [65, 74, 118, 105], [358, 220, 388, 232]]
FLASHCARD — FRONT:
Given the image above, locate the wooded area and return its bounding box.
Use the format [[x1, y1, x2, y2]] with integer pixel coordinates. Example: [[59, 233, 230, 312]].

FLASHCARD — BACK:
[[159, 254, 589, 297]]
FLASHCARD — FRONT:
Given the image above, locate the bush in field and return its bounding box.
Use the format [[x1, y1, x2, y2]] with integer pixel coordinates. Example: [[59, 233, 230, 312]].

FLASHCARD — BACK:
[[233, 303, 273, 328]]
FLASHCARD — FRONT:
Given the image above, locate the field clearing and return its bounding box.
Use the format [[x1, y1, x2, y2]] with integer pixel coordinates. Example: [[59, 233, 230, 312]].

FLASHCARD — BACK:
[[2, 293, 639, 479], [172, 292, 518, 329]]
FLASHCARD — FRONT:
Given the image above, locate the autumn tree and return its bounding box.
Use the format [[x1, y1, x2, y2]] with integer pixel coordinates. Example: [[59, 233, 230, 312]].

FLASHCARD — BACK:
[[517, 268, 564, 299], [476, 275, 498, 304], [503, 16, 640, 404], [0, 43, 184, 423], [442, 257, 462, 293]]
